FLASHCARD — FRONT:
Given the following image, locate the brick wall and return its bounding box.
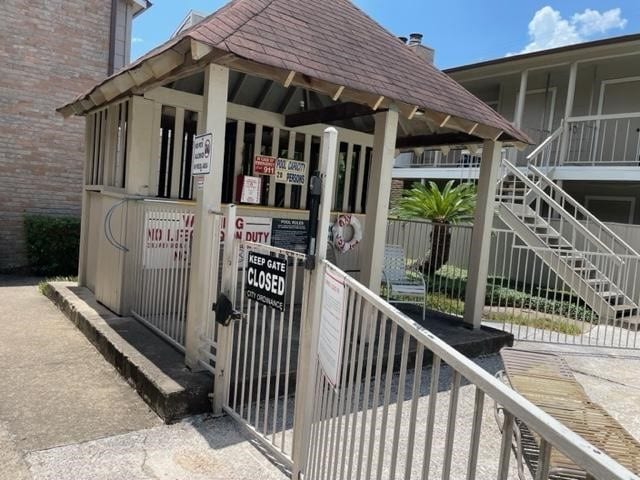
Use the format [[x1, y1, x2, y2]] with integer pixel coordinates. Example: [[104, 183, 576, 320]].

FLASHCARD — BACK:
[[0, 0, 112, 271], [389, 179, 406, 210]]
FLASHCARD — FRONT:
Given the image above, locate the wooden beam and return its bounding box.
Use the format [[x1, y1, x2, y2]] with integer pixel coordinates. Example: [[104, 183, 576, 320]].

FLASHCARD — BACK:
[[284, 70, 296, 88], [253, 80, 275, 109], [190, 39, 213, 61], [147, 49, 184, 78], [332, 86, 345, 101], [278, 86, 297, 113], [372, 96, 385, 111], [285, 102, 375, 128], [396, 132, 483, 149], [229, 73, 247, 102]]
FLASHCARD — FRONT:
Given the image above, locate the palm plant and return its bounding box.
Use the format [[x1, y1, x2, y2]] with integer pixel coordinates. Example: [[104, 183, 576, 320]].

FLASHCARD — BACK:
[[392, 180, 476, 272]]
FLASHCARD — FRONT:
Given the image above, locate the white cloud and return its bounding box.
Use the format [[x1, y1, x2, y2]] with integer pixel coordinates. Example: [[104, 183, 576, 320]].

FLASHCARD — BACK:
[[132, 37, 144, 44], [572, 8, 627, 36], [517, 6, 627, 54]]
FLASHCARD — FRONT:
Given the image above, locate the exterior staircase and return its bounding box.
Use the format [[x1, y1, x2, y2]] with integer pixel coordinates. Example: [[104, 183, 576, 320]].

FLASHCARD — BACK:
[[495, 158, 640, 323]]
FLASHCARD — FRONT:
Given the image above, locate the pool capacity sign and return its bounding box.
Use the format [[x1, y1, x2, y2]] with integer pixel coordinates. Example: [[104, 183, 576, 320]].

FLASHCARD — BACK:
[[245, 251, 288, 312], [253, 155, 306, 186], [192, 133, 213, 175]]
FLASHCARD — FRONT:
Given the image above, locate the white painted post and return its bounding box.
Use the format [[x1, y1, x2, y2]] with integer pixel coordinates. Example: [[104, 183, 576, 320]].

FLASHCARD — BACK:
[[212, 203, 237, 415], [514, 70, 529, 129], [291, 127, 339, 479], [463, 140, 503, 328], [125, 96, 154, 196], [78, 118, 93, 287], [184, 63, 230, 370], [559, 62, 578, 166], [360, 107, 399, 293]]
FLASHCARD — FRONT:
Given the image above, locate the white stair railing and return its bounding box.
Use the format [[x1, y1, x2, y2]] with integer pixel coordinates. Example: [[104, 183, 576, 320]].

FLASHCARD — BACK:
[[525, 123, 565, 168], [529, 164, 640, 258]]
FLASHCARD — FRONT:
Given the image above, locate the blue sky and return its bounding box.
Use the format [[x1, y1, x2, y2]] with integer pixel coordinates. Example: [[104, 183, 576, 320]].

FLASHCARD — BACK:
[[132, 1, 640, 69]]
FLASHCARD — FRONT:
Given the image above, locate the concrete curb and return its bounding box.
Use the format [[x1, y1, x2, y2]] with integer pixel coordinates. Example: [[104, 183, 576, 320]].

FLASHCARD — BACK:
[[43, 282, 212, 423]]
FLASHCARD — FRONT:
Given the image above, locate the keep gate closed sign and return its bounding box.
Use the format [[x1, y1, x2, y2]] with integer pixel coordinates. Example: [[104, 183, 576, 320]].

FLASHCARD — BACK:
[[245, 251, 288, 312]]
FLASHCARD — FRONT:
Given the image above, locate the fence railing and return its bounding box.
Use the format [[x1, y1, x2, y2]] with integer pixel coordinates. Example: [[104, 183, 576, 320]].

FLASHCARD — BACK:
[[223, 240, 308, 466], [129, 198, 195, 350], [566, 112, 640, 166], [486, 228, 640, 348], [386, 218, 473, 319], [303, 260, 637, 479], [385, 217, 640, 349]]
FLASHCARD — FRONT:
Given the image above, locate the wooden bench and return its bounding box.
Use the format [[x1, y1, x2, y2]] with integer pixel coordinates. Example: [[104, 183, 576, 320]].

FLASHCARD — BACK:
[[497, 348, 640, 479]]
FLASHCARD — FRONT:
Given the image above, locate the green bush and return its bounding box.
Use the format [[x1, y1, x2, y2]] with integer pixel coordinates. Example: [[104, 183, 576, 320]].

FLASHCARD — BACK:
[[24, 214, 80, 276]]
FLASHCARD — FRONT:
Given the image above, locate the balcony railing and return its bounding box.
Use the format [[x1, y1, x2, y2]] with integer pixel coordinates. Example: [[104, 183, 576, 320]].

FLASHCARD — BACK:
[[395, 112, 640, 170], [566, 112, 640, 166]]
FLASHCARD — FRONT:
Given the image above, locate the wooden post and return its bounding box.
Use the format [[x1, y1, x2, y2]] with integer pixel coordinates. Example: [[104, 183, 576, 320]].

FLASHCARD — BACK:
[[125, 96, 154, 196], [184, 63, 230, 370], [463, 140, 503, 328], [360, 106, 399, 293]]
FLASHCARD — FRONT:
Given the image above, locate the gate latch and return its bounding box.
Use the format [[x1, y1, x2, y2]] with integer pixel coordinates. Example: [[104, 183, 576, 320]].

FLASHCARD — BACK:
[[212, 293, 243, 326]]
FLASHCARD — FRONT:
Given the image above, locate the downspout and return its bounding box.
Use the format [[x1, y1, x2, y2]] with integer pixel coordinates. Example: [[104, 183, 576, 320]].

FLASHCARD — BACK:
[[108, 0, 118, 75]]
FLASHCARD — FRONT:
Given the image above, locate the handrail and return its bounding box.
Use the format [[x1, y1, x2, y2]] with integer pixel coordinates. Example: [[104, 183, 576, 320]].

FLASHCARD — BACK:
[[567, 111, 640, 122], [323, 259, 639, 480], [528, 164, 640, 258], [501, 159, 623, 263], [525, 123, 564, 162]]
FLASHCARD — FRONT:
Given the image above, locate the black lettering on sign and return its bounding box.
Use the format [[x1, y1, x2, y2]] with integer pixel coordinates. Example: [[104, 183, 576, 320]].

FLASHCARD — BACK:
[[245, 251, 288, 312]]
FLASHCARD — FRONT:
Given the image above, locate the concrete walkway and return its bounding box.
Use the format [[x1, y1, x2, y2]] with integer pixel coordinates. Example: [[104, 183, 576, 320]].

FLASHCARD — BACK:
[[0, 276, 287, 480]]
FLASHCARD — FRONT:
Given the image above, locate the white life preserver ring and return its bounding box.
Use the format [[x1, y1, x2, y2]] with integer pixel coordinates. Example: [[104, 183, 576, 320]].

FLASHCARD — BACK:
[[332, 214, 363, 253]]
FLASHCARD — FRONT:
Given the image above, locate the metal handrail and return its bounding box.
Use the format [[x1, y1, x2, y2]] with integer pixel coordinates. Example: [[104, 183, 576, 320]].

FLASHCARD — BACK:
[[501, 159, 623, 263], [322, 259, 638, 480], [529, 164, 640, 258], [526, 123, 564, 163]]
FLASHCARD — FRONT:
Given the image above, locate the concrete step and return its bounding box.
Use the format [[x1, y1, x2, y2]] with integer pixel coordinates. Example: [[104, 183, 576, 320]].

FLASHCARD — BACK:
[[44, 283, 213, 423]]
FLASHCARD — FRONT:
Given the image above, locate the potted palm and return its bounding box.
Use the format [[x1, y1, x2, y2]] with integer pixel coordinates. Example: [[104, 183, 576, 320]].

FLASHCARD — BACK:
[[392, 180, 476, 273]]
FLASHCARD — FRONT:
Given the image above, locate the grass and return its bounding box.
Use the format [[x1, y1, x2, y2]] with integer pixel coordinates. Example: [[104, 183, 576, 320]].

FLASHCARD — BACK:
[[427, 293, 465, 316], [485, 311, 583, 335], [37, 276, 78, 295]]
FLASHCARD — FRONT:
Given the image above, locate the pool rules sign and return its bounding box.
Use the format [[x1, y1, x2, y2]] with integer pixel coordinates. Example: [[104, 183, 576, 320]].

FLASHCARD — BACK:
[[245, 251, 288, 312], [192, 133, 213, 175]]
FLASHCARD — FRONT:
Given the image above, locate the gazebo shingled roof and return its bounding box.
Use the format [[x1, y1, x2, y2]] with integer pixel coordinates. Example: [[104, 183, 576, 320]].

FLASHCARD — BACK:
[[59, 0, 530, 145]]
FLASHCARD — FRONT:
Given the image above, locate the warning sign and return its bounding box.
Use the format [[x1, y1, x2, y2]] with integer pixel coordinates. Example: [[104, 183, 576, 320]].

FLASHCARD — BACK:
[[245, 251, 288, 311], [254, 155, 276, 176], [192, 133, 212, 175], [318, 269, 347, 386]]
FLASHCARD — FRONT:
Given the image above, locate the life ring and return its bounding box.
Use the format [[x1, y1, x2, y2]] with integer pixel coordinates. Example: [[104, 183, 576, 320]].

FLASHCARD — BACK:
[[332, 214, 363, 253]]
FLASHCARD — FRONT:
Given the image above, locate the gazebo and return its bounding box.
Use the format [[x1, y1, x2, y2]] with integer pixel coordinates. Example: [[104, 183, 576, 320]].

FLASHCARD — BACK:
[[59, 0, 529, 369]]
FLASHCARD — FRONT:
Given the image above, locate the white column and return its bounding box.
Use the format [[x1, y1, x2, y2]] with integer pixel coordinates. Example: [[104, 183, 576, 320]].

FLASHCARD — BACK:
[[559, 62, 578, 165], [184, 64, 230, 370], [360, 107, 399, 293], [125, 96, 154, 196], [514, 70, 529, 129], [291, 127, 339, 479], [463, 140, 503, 328]]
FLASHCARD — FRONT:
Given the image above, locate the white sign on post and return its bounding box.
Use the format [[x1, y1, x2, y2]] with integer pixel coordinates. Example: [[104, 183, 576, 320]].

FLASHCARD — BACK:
[[192, 132, 213, 175], [318, 268, 347, 387]]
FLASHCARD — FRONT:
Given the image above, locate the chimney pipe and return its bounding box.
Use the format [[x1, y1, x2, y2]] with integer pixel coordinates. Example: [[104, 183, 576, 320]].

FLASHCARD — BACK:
[[406, 32, 435, 64], [398, 36, 408, 44], [408, 33, 423, 46]]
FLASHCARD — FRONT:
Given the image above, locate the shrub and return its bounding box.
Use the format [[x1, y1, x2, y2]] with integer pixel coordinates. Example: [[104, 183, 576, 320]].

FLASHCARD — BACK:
[[24, 214, 80, 276]]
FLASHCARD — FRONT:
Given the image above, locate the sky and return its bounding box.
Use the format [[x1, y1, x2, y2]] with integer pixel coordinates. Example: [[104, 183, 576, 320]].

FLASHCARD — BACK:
[[131, 1, 640, 69]]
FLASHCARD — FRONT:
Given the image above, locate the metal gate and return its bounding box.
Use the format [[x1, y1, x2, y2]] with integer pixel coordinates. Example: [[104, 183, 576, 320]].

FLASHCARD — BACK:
[[220, 238, 310, 469]]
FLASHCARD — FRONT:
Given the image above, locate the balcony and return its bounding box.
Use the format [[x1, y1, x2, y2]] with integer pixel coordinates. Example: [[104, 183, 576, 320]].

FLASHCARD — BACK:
[[393, 112, 640, 182]]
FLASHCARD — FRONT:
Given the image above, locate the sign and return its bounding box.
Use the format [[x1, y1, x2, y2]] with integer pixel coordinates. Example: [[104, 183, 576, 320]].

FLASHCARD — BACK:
[[192, 133, 212, 175], [240, 176, 262, 204], [318, 269, 347, 386], [254, 155, 276, 176], [220, 216, 272, 244], [271, 218, 308, 253], [245, 251, 288, 311], [143, 211, 194, 269], [275, 158, 307, 185]]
